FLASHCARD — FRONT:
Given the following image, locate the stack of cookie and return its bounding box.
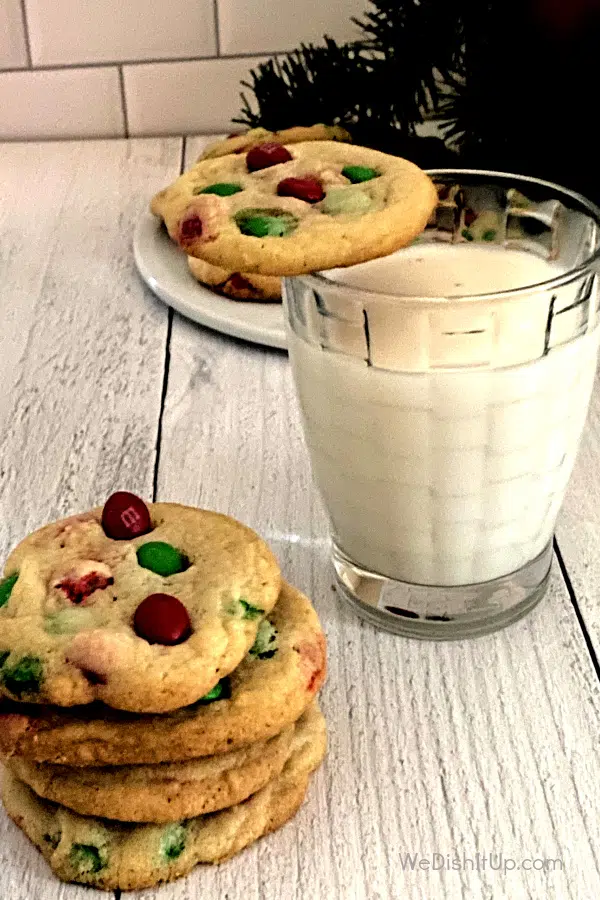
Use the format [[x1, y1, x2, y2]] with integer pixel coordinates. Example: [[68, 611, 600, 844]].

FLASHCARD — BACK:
[[0, 492, 326, 891], [183, 123, 352, 302], [151, 130, 436, 294], [166, 123, 352, 303]]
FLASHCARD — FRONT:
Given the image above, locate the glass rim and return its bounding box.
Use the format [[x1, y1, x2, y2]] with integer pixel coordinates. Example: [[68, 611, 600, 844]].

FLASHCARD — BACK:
[[292, 169, 600, 305]]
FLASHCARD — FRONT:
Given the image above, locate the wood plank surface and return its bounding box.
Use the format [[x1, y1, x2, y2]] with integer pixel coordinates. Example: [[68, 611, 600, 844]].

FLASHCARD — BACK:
[[125, 135, 600, 900], [556, 365, 600, 664], [0, 134, 599, 900], [0, 136, 183, 900]]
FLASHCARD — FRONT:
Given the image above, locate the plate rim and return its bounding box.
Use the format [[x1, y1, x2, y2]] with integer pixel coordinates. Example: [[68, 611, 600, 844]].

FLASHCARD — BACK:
[[133, 212, 287, 351]]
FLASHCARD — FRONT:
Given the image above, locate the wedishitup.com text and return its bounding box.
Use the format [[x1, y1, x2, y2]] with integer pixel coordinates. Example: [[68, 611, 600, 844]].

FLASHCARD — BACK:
[[399, 852, 563, 873]]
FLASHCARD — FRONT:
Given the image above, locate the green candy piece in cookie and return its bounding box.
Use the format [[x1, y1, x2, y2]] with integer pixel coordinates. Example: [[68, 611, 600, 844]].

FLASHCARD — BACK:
[[136, 541, 188, 577], [45, 608, 99, 635], [195, 182, 243, 196], [342, 165, 379, 184], [235, 208, 299, 238], [321, 187, 372, 217], [198, 676, 231, 704], [160, 823, 187, 862], [70, 843, 108, 875], [0, 572, 18, 608], [239, 598, 264, 620], [249, 620, 278, 659], [1, 655, 43, 697]]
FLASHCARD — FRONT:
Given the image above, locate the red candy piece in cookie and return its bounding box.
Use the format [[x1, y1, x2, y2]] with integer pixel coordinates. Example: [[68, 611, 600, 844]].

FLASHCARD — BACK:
[[57, 561, 114, 604], [277, 176, 324, 204], [228, 273, 255, 292], [179, 215, 204, 243], [102, 492, 152, 540], [134, 593, 192, 645], [246, 142, 293, 172]]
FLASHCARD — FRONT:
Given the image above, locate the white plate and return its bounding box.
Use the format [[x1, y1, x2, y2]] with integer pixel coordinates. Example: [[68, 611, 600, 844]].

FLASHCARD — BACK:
[[133, 212, 287, 350]]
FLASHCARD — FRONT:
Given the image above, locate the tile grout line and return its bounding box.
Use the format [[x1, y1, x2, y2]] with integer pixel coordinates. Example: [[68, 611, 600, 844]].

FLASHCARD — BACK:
[[117, 65, 129, 138], [0, 51, 274, 76], [213, 0, 221, 56], [18, 0, 33, 68], [553, 536, 600, 684], [152, 136, 186, 503]]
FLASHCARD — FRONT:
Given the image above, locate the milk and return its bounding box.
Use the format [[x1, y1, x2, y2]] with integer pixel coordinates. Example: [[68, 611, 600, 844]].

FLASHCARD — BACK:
[[288, 243, 600, 586]]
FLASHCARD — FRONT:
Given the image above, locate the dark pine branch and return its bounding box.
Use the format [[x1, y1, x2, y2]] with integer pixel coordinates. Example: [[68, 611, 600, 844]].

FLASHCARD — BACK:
[[235, 0, 600, 201]]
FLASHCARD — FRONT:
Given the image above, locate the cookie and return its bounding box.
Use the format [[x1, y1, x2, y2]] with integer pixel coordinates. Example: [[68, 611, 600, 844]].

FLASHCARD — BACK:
[[0, 495, 280, 713], [2, 704, 327, 890], [7, 713, 303, 822], [0, 580, 326, 766], [187, 256, 281, 302], [198, 123, 352, 161], [151, 141, 437, 276]]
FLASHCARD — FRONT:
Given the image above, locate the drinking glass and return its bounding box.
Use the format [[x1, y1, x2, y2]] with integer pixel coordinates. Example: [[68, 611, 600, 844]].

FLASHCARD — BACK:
[[284, 171, 600, 638]]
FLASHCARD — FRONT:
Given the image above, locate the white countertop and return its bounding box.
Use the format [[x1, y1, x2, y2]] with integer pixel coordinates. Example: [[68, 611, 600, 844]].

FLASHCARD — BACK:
[[0, 135, 599, 900]]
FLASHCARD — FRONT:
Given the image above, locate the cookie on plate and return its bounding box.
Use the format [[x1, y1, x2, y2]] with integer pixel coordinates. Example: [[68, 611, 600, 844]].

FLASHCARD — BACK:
[[2, 704, 327, 890], [151, 140, 437, 275], [198, 123, 352, 161], [0, 494, 280, 714], [187, 256, 281, 302], [7, 715, 301, 822], [0, 580, 326, 766]]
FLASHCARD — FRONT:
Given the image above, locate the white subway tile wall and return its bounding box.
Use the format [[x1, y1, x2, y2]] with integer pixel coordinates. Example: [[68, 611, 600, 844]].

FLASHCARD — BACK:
[[124, 56, 269, 136], [219, 0, 363, 54], [25, 0, 216, 65], [0, 67, 124, 139], [0, 0, 28, 70], [0, 0, 366, 140]]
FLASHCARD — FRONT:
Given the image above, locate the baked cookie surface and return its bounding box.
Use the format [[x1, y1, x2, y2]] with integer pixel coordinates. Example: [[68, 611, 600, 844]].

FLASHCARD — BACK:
[[187, 256, 281, 302], [151, 141, 437, 275], [2, 704, 327, 890], [0, 581, 326, 765], [198, 123, 352, 161], [7, 718, 299, 822], [0, 496, 280, 713]]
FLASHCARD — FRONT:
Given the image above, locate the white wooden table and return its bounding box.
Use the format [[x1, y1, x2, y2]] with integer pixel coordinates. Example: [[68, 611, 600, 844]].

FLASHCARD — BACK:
[[1, 136, 600, 900]]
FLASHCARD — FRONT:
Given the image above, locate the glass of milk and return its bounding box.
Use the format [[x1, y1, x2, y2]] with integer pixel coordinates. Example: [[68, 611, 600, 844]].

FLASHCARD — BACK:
[[284, 171, 600, 638]]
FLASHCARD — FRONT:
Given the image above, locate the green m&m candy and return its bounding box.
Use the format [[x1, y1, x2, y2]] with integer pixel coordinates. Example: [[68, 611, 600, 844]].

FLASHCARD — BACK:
[[160, 824, 187, 862], [0, 572, 18, 608], [1, 655, 44, 697], [198, 676, 231, 703], [249, 620, 279, 659], [342, 165, 379, 184], [321, 187, 372, 217], [239, 598, 264, 620], [70, 843, 108, 875], [195, 182, 243, 197], [235, 208, 298, 238], [136, 542, 188, 577]]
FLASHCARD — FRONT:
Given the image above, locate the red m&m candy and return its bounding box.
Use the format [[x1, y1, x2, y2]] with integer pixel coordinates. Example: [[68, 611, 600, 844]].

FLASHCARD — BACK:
[[277, 176, 324, 204], [228, 273, 255, 293], [246, 142, 292, 172], [179, 215, 203, 243], [134, 593, 192, 645], [102, 492, 152, 540]]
